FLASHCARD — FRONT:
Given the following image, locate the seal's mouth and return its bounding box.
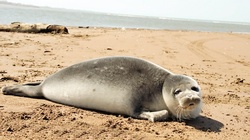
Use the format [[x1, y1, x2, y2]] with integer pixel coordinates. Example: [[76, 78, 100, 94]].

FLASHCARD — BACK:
[[182, 101, 199, 110], [175, 96, 202, 121], [189, 103, 195, 106], [175, 103, 201, 121]]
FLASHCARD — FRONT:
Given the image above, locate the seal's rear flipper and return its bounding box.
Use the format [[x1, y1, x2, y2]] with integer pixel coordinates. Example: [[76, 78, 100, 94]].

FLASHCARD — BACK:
[[1, 82, 43, 98]]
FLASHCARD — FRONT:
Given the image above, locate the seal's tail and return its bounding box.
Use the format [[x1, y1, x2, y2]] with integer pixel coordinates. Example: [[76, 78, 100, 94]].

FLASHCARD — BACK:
[[1, 82, 43, 98]]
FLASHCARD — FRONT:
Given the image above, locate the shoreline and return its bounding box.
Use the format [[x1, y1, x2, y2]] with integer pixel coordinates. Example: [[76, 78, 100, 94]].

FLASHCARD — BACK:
[[76, 26, 250, 34], [1, 23, 250, 35], [1, 4, 250, 32]]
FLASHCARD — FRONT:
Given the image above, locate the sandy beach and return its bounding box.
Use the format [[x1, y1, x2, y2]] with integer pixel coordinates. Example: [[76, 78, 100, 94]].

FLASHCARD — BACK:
[[0, 27, 249, 139]]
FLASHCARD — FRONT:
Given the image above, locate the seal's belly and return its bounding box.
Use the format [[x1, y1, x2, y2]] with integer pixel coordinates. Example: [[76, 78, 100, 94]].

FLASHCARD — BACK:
[[42, 80, 132, 115]]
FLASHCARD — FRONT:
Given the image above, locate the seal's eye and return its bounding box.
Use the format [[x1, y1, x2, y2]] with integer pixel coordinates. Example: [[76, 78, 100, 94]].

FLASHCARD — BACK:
[[173, 89, 182, 96], [191, 86, 199, 92]]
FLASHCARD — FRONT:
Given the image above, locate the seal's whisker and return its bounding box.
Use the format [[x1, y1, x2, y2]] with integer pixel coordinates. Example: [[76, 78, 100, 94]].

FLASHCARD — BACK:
[[175, 106, 180, 120], [176, 106, 181, 120], [176, 106, 183, 121]]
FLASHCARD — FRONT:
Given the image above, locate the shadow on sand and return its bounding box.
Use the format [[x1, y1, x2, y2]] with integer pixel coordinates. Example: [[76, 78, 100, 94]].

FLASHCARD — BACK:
[[185, 115, 224, 132]]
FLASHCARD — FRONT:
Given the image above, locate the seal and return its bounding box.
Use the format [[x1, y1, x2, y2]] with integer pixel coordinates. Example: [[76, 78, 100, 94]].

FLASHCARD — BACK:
[[46, 25, 69, 34], [1, 56, 202, 122]]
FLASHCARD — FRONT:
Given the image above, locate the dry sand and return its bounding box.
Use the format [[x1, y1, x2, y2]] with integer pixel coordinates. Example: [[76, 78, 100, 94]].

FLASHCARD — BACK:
[[0, 27, 249, 140]]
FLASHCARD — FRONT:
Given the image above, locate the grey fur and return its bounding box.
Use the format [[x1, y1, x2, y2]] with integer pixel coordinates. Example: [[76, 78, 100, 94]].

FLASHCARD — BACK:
[[2, 56, 202, 122]]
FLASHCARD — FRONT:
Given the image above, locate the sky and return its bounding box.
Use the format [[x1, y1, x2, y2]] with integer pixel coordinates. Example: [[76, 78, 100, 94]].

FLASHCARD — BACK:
[[6, 0, 250, 23]]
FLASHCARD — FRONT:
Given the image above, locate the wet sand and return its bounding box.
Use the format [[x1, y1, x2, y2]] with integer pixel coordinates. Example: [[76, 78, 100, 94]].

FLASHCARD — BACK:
[[0, 27, 249, 139]]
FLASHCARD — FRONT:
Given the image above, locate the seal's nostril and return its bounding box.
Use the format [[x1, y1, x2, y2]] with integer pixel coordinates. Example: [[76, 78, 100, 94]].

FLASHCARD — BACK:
[[187, 97, 201, 107], [196, 98, 200, 101]]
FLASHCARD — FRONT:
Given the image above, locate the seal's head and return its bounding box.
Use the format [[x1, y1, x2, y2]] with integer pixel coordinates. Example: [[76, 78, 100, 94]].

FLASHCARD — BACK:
[[162, 74, 202, 121]]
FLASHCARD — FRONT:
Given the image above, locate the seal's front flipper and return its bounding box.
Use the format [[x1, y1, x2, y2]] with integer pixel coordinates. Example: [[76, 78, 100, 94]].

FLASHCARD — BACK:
[[1, 82, 43, 98], [138, 110, 169, 122]]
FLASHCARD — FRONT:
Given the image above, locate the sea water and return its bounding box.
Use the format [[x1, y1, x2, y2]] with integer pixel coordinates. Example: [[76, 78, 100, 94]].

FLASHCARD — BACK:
[[1, 3, 250, 33]]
